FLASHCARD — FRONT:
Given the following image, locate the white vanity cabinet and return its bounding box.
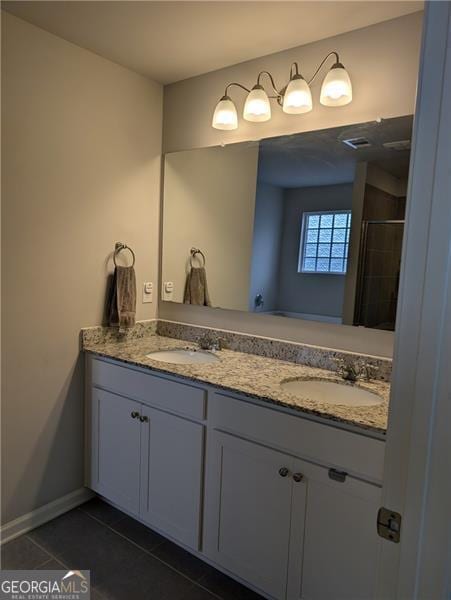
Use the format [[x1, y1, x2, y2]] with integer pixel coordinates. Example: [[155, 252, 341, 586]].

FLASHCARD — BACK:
[[204, 429, 382, 600], [90, 387, 143, 515], [85, 356, 385, 600], [204, 392, 384, 600], [139, 406, 204, 548], [291, 460, 381, 600], [204, 430, 297, 599], [86, 357, 205, 550]]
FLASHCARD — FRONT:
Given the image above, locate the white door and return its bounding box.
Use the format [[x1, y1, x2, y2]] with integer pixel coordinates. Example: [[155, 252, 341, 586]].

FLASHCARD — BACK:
[[204, 430, 299, 600], [140, 407, 204, 550], [376, 3, 451, 598], [90, 388, 142, 515], [288, 459, 381, 600]]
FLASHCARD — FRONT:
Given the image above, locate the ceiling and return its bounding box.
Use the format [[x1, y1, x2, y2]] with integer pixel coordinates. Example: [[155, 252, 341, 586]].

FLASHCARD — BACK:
[[258, 115, 413, 188], [2, 1, 423, 84]]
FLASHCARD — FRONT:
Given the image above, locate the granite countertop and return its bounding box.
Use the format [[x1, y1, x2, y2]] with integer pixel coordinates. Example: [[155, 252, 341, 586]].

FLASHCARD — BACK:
[[83, 333, 389, 436]]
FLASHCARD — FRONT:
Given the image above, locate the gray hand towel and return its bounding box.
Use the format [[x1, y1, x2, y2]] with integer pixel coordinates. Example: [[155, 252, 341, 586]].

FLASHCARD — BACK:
[[183, 267, 211, 306], [108, 266, 137, 330]]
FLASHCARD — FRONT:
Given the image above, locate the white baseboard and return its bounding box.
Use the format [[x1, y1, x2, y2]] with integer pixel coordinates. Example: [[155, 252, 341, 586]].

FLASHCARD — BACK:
[[0, 487, 95, 545]]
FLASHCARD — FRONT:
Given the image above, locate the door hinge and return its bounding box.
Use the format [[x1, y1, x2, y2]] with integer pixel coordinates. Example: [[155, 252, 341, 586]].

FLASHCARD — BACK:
[[377, 507, 402, 543]]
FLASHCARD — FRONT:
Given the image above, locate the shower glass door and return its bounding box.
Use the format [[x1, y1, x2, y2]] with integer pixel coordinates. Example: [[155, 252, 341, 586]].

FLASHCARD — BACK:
[[354, 221, 405, 331]]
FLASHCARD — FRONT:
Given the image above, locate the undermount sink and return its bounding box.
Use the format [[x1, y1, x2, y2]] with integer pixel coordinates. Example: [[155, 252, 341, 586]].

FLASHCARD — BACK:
[[281, 378, 382, 407], [146, 348, 220, 365]]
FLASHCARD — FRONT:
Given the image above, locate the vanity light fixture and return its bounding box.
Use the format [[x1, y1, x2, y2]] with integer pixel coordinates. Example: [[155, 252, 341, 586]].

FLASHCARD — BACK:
[[243, 84, 271, 122], [211, 95, 238, 130], [282, 63, 312, 114], [211, 51, 352, 130]]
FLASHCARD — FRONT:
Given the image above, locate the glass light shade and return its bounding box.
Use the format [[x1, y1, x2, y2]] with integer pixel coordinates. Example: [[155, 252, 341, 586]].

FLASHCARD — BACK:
[[282, 76, 312, 114], [320, 64, 352, 106], [212, 95, 238, 130], [243, 85, 271, 122]]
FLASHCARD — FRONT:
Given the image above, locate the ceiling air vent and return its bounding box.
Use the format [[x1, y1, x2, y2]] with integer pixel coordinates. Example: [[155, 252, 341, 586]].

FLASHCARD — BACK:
[[383, 139, 411, 151], [342, 137, 372, 150]]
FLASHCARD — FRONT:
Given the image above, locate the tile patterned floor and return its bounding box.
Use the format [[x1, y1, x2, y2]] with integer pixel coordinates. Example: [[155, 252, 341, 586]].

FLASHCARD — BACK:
[[1, 497, 263, 600]]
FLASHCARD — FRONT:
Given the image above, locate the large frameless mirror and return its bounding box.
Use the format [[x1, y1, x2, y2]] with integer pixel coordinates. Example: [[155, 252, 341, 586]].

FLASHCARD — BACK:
[[161, 115, 412, 331]]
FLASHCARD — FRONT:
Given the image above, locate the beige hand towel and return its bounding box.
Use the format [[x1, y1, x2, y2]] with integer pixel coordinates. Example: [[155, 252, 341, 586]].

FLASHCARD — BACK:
[[183, 267, 211, 306], [108, 266, 136, 330]]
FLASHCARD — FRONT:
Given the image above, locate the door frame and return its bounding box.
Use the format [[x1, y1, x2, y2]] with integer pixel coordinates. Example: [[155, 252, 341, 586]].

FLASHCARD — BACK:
[[377, 2, 451, 598]]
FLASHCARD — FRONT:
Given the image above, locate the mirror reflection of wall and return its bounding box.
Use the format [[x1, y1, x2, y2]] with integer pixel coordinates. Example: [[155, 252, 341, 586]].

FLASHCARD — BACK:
[[162, 115, 412, 332], [162, 143, 259, 311]]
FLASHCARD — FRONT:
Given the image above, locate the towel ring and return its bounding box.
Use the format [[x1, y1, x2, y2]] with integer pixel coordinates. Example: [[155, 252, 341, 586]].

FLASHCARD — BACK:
[[114, 242, 135, 267], [190, 247, 206, 268]]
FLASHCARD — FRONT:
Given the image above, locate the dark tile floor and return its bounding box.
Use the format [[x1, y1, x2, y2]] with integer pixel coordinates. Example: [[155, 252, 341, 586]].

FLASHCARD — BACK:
[[1, 497, 263, 600]]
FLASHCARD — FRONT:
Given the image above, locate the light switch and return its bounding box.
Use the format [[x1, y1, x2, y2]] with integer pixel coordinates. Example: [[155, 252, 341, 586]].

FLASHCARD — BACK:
[[163, 281, 174, 301], [142, 281, 153, 303]]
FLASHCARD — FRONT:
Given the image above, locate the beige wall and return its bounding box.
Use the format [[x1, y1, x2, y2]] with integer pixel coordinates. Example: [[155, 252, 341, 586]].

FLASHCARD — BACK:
[[1, 13, 162, 524], [161, 12, 423, 357], [162, 144, 258, 310], [366, 164, 408, 197]]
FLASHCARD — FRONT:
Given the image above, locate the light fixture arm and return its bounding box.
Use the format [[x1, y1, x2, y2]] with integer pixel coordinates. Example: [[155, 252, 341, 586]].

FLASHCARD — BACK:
[[289, 62, 302, 79], [224, 82, 251, 96], [307, 51, 340, 85], [256, 70, 283, 99]]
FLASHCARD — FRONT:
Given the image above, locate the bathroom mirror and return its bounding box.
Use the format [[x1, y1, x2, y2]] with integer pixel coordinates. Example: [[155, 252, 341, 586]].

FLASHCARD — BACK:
[[161, 115, 412, 331]]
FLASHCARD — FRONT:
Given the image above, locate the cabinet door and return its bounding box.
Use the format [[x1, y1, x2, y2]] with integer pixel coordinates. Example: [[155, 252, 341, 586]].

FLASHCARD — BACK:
[[204, 430, 299, 600], [287, 459, 382, 600], [90, 388, 142, 515], [140, 407, 204, 550]]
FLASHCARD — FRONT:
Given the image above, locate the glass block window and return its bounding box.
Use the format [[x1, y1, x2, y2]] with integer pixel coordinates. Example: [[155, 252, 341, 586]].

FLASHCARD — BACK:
[[299, 211, 352, 274]]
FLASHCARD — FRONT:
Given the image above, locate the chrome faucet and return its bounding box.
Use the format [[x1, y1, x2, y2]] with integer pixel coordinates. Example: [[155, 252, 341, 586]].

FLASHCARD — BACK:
[[334, 357, 379, 382], [198, 332, 223, 352]]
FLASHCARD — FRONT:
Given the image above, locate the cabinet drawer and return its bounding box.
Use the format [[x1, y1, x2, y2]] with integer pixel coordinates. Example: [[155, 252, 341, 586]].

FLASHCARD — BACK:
[[90, 358, 206, 420], [210, 392, 385, 483]]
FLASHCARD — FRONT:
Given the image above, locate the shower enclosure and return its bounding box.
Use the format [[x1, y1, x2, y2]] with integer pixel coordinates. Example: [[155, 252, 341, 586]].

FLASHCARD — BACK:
[[354, 220, 405, 331]]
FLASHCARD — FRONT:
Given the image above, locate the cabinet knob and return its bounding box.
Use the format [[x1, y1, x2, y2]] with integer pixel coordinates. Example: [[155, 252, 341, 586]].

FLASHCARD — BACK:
[[292, 472, 304, 483], [139, 415, 149, 423], [278, 467, 289, 478], [130, 411, 140, 419]]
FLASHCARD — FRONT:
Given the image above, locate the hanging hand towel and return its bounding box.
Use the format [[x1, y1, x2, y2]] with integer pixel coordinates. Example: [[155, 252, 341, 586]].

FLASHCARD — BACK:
[[183, 266, 211, 306], [108, 265, 137, 330]]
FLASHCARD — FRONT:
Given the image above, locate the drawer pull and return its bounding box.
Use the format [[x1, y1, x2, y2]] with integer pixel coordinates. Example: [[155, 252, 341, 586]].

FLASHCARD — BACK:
[[329, 468, 347, 483], [278, 467, 289, 478], [130, 411, 140, 419], [292, 472, 304, 483]]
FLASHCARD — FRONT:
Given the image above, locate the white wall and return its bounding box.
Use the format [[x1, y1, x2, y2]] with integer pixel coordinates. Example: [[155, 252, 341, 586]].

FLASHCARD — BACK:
[[278, 184, 354, 318], [1, 13, 162, 524], [249, 182, 284, 312], [162, 144, 258, 311], [160, 13, 423, 356]]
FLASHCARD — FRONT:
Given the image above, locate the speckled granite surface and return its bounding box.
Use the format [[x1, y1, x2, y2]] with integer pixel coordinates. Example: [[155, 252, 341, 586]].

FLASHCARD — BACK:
[[81, 319, 392, 381], [81, 320, 157, 347], [82, 330, 390, 436], [157, 320, 392, 382]]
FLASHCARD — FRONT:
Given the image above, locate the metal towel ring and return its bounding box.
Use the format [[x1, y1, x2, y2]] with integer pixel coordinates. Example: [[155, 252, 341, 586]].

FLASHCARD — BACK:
[[190, 247, 206, 268], [113, 242, 135, 267]]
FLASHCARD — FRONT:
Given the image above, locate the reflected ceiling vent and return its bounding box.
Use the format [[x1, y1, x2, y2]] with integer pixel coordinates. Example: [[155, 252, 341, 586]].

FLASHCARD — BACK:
[[383, 139, 411, 151], [342, 137, 372, 150]]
